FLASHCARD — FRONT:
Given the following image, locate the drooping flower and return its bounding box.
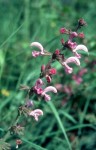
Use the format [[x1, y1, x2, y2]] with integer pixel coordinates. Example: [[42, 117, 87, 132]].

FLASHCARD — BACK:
[[30, 42, 51, 57], [41, 86, 57, 101], [62, 57, 80, 74], [30, 42, 45, 57], [29, 109, 43, 121], [72, 44, 88, 58]]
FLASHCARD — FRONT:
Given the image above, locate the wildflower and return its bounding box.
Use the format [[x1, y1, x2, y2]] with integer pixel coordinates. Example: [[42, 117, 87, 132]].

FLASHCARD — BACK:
[[62, 56, 80, 74], [73, 44, 88, 58], [41, 86, 57, 101], [33, 79, 57, 101], [31, 42, 51, 57], [29, 109, 43, 121], [69, 32, 78, 39]]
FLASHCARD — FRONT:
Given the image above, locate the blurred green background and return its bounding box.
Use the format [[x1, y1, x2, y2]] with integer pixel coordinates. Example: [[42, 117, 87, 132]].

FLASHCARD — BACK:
[[0, 0, 96, 150]]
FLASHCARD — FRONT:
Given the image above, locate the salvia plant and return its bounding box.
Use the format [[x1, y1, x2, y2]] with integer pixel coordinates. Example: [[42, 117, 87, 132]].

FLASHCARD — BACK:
[[0, 19, 88, 150]]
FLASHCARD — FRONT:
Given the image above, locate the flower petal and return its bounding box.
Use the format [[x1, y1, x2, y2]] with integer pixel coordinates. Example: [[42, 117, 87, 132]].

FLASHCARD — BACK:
[[64, 57, 80, 66], [35, 79, 44, 88], [73, 44, 88, 54], [64, 63, 73, 74], [32, 51, 41, 57], [30, 42, 45, 55], [42, 86, 57, 94]]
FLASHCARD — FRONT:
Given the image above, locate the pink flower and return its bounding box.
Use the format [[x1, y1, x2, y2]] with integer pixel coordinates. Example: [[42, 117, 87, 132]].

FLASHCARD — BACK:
[[41, 86, 57, 101], [66, 40, 77, 50], [33, 79, 43, 94], [32, 51, 41, 57], [69, 32, 78, 39], [33, 79, 57, 101], [60, 28, 67, 34], [73, 44, 88, 59], [30, 42, 45, 57], [29, 109, 43, 121], [62, 57, 80, 74]]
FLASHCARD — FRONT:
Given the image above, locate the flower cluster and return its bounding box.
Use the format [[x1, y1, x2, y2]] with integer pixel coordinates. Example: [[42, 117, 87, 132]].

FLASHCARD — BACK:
[[30, 79, 57, 101], [25, 19, 88, 123], [1, 19, 89, 149], [31, 19, 88, 75]]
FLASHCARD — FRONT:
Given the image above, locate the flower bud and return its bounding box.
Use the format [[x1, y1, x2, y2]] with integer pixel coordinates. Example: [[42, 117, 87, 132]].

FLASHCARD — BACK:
[[60, 28, 67, 34]]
